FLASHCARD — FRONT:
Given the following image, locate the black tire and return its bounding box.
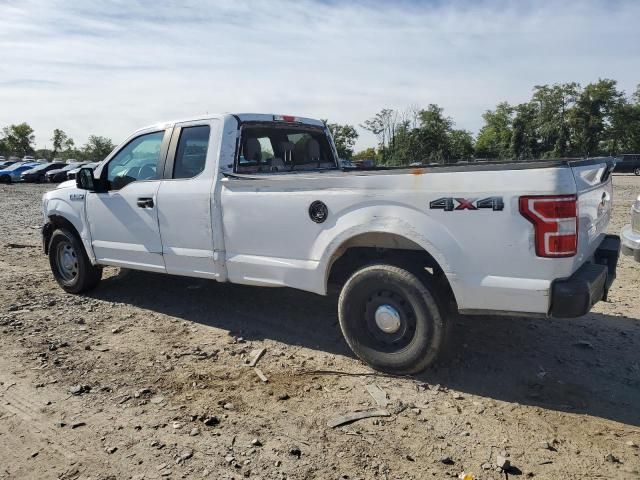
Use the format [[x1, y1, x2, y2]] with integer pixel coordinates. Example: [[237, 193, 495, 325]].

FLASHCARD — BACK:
[[0, 174, 11, 184], [48, 228, 102, 293], [338, 264, 447, 375], [634, 167, 640, 176], [37, 174, 45, 183]]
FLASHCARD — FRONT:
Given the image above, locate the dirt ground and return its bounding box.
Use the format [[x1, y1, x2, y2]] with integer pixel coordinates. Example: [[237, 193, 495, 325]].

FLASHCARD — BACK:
[[0, 175, 639, 480]]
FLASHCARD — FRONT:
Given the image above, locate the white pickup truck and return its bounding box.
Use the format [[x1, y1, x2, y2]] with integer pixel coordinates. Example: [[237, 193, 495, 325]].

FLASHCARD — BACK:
[[41, 113, 621, 374]]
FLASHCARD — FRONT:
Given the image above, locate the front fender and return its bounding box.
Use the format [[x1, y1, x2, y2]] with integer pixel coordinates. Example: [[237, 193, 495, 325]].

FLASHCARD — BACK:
[[45, 196, 95, 263]]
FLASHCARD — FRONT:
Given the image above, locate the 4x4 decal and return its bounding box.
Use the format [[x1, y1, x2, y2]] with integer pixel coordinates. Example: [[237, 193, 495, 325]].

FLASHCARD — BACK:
[[430, 196, 504, 212]]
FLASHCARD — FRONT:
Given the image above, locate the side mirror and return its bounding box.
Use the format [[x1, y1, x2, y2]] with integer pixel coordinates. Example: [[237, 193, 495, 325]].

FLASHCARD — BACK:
[[76, 167, 96, 191]]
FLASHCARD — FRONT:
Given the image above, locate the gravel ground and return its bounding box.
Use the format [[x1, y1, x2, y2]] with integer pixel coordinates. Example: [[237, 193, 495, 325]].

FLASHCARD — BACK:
[[0, 175, 639, 480]]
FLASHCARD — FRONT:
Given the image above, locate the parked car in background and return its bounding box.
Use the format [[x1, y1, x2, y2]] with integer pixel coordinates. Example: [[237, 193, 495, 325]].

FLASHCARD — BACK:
[[0, 162, 39, 183], [21, 162, 67, 183], [0, 159, 20, 168], [22, 155, 36, 162], [45, 162, 86, 183], [67, 162, 99, 180], [0, 156, 5, 163], [615, 154, 640, 175], [621, 194, 640, 262]]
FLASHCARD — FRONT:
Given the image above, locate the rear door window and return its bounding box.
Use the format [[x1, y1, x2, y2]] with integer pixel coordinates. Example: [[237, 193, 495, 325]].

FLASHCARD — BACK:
[[173, 125, 210, 179]]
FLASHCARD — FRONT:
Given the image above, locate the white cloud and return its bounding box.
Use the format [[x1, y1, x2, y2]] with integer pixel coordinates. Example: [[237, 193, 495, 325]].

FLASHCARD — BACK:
[[0, 0, 638, 150]]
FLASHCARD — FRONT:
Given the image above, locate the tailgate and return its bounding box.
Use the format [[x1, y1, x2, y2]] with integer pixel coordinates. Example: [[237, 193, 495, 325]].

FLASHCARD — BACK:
[[570, 158, 616, 261]]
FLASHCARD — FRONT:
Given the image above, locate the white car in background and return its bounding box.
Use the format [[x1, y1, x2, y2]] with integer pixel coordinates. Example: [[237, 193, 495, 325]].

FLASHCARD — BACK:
[[621, 194, 640, 262]]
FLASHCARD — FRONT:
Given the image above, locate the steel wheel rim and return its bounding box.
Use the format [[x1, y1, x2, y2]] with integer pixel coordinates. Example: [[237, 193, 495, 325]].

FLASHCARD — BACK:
[[56, 241, 78, 282], [364, 289, 416, 351]]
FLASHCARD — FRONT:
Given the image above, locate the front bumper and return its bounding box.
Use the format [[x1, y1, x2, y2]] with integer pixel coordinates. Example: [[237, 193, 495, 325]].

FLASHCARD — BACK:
[[549, 234, 620, 318]]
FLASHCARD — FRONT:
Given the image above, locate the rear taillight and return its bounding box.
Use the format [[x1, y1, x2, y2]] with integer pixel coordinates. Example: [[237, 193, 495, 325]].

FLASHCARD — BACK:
[[519, 195, 578, 257]]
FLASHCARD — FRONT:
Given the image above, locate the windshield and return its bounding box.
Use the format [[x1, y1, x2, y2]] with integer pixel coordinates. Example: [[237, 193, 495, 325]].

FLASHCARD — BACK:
[[237, 123, 336, 174], [4, 162, 27, 171], [29, 163, 52, 171], [61, 163, 83, 171]]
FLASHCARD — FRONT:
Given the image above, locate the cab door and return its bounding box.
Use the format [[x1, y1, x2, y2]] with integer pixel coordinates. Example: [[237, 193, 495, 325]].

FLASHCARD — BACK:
[[85, 129, 171, 272], [156, 120, 221, 279]]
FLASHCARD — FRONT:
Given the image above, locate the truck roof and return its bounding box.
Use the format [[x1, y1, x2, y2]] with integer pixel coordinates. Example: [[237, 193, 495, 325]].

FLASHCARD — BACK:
[[134, 113, 325, 135]]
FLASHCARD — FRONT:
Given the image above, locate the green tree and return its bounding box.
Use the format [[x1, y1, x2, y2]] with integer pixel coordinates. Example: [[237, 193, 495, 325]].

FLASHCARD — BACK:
[[448, 129, 474, 160], [82, 135, 115, 161], [621, 85, 640, 152], [568, 79, 624, 156], [411, 104, 453, 162], [323, 122, 359, 159], [34, 148, 53, 160], [475, 102, 513, 159], [1, 123, 35, 157], [51, 129, 70, 158], [352, 147, 377, 160], [363, 105, 472, 165], [361, 109, 396, 164], [510, 102, 539, 159], [532, 83, 579, 157]]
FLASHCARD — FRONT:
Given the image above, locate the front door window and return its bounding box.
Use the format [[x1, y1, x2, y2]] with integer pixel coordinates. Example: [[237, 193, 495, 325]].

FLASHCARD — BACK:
[[106, 131, 164, 190]]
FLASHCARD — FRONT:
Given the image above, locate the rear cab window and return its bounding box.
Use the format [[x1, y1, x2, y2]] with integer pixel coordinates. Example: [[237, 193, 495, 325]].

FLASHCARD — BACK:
[[236, 122, 337, 174]]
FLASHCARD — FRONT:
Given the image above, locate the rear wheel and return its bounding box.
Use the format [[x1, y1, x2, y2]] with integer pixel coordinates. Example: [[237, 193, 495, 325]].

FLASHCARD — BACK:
[[338, 264, 448, 375], [37, 174, 45, 183], [48, 228, 102, 293], [634, 167, 640, 176], [0, 175, 11, 184]]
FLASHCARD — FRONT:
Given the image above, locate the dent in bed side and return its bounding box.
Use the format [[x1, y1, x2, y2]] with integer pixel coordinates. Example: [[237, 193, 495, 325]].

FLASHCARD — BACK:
[[313, 207, 463, 300]]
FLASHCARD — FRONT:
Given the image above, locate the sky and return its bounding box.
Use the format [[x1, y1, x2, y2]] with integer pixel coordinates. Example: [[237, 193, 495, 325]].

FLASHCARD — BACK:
[[0, 0, 638, 151]]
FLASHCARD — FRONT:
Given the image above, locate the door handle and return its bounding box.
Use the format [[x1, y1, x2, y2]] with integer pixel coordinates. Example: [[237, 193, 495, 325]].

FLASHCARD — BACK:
[[136, 197, 154, 208]]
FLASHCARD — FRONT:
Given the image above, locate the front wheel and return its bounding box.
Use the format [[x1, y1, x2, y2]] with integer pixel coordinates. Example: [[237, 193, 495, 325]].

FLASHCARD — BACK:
[[634, 167, 640, 176], [338, 264, 448, 375], [49, 228, 102, 293]]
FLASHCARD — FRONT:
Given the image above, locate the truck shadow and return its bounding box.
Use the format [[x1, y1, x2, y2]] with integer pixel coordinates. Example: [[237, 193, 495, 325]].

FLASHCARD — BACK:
[[89, 270, 640, 427]]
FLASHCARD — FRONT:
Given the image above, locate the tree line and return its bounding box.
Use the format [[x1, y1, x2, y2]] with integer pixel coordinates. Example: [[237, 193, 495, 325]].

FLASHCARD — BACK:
[[4, 79, 639, 166], [335, 79, 640, 165], [0, 124, 115, 162]]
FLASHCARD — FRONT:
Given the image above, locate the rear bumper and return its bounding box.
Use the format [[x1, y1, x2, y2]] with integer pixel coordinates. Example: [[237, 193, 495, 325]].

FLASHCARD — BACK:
[[549, 234, 620, 318]]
